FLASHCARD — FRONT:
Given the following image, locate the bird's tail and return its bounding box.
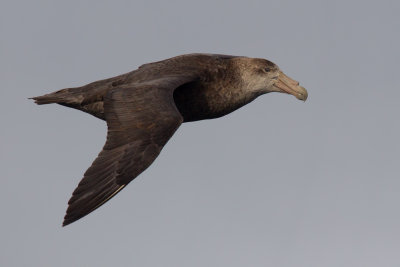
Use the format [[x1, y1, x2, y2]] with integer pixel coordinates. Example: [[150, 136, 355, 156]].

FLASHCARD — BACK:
[[30, 87, 85, 106], [30, 85, 108, 120]]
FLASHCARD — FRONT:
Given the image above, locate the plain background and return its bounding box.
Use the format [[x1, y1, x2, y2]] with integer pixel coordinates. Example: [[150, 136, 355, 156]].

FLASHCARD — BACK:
[[1, 0, 399, 266]]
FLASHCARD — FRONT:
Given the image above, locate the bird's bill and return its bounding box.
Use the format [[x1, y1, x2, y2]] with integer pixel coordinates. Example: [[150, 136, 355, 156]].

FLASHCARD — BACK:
[[273, 71, 308, 101]]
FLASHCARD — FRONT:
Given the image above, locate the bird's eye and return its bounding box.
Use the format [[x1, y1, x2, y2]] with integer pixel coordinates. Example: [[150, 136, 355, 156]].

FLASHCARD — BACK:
[[264, 67, 272, 72]]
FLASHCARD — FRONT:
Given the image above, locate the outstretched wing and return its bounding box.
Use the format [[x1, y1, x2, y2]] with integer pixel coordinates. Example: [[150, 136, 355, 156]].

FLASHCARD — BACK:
[[63, 78, 188, 226]]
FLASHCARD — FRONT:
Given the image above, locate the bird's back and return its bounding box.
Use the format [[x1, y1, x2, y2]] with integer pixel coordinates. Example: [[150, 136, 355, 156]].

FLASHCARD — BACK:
[[32, 54, 238, 120]]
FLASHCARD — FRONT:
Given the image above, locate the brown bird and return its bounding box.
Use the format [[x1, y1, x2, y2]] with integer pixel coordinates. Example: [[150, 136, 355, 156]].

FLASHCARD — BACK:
[[32, 53, 308, 226]]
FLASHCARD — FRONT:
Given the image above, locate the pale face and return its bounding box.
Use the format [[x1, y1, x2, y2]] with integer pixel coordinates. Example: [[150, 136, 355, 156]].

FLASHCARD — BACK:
[[237, 58, 308, 101]]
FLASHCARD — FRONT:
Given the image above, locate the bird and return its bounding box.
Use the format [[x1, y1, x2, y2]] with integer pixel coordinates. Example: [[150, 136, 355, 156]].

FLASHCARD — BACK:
[[31, 53, 308, 226]]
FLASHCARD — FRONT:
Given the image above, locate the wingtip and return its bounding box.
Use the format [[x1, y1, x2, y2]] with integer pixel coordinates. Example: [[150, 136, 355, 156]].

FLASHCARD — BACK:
[[62, 208, 83, 227], [62, 216, 73, 227], [62, 208, 81, 227]]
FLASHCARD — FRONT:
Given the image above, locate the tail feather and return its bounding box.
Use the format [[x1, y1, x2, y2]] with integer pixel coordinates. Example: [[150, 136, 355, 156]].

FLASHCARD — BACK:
[[31, 86, 107, 120], [30, 88, 85, 105]]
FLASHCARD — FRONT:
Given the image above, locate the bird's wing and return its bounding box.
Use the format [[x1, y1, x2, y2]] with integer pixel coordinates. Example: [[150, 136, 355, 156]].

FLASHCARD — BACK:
[[63, 77, 192, 226]]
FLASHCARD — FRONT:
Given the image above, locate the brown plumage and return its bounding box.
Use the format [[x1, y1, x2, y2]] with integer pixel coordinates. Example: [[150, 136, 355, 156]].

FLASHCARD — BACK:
[[31, 53, 308, 226]]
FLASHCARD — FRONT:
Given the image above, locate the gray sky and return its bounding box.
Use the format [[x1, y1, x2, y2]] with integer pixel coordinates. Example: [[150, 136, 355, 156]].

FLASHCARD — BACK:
[[1, 0, 400, 266]]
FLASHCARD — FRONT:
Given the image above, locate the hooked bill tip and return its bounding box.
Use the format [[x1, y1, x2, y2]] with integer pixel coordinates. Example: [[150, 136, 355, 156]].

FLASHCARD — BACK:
[[296, 86, 308, 101]]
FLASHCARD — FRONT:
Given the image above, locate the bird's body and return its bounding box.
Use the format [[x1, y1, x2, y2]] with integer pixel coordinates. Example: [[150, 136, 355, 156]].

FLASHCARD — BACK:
[[32, 53, 308, 226]]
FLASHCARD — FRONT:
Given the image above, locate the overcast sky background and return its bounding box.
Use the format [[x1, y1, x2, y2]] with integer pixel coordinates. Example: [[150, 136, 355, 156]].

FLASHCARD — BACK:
[[1, 0, 399, 266]]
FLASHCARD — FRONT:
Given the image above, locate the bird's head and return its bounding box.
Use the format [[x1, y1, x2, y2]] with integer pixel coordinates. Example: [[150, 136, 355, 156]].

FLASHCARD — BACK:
[[234, 57, 308, 101]]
